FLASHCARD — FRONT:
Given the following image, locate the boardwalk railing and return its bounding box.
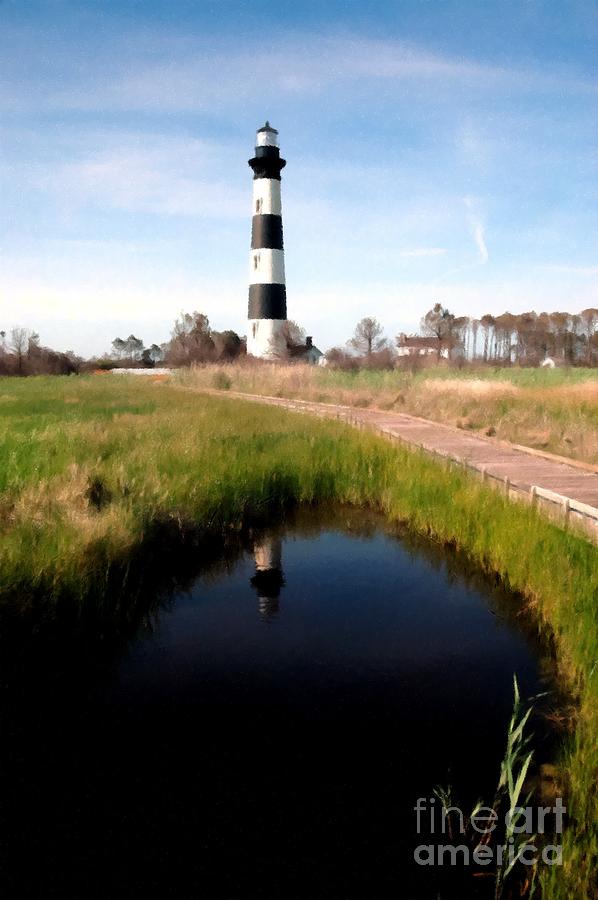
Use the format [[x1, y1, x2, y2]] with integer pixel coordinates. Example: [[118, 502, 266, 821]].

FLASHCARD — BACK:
[[369, 420, 598, 542], [365, 415, 598, 543], [202, 390, 598, 546], [529, 485, 598, 538]]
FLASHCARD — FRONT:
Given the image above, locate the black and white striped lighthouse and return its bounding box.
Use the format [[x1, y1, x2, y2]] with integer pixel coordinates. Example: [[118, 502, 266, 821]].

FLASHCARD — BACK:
[[247, 122, 287, 358]]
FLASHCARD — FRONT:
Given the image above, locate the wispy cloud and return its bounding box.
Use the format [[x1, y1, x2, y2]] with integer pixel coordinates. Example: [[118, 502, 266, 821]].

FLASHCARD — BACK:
[[464, 196, 489, 264], [472, 223, 489, 263], [14, 131, 247, 219], [430, 198, 489, 284], [2, 24, 594, 115]]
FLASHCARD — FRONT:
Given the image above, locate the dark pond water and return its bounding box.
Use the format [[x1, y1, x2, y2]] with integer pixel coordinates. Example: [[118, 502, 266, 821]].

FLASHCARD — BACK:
[[0, 509, 556, 899]]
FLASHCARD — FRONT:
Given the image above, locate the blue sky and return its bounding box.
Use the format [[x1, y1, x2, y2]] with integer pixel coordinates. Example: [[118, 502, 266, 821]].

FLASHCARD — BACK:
[[1, 0, 597, 355]]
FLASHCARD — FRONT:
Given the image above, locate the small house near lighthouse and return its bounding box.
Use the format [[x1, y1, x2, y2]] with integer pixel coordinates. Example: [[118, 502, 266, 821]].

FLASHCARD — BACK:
[[247, 122, 288, 359]]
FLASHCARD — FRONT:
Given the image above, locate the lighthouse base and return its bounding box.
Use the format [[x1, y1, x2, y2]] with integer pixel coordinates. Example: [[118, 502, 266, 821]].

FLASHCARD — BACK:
[[247, 319, 287, 359]]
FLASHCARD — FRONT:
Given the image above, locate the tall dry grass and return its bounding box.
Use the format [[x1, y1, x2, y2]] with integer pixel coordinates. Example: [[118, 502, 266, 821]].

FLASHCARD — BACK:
[[179, 363, 598, 464]]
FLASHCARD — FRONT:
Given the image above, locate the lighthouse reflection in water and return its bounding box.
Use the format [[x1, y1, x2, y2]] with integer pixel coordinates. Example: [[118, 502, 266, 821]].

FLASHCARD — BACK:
[[250, 535, 285, 618]]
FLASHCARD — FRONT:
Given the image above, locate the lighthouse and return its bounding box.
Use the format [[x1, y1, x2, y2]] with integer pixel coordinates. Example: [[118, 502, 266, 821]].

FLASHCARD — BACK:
[[247, 122, 288, 358], [250, 535, 285, 618]]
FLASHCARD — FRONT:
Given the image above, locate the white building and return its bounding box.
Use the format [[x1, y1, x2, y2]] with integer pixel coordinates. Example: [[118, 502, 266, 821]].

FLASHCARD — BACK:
[[396, 333, 450, 359]]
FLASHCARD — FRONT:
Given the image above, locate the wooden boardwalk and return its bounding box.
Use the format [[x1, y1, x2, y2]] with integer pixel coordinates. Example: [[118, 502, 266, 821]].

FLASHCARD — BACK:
[[216, 390, 598, 542]]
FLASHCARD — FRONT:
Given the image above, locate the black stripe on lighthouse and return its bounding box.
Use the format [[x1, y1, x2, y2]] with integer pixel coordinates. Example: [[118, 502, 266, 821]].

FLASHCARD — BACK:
[[248, 284, 287, 320], [251, 214, 283, 250], [248, 146, 286, 181]]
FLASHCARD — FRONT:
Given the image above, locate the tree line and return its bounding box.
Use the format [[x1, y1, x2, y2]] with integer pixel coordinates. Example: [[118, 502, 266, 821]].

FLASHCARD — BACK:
[[0, 328, 80, 376], [0, 312, 311, 375], [420, 305, 598, 365], [3, 304, 598, 376], [106, 313, 245, 368], [330, 305, 598, 367], [107, 314, 311, 368]]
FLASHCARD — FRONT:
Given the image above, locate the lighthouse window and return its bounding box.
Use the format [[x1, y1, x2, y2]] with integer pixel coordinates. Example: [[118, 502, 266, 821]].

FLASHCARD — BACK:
[[255, 198, 262, 213], [252, 323, 257, 338], [253, 254, 259, 270]]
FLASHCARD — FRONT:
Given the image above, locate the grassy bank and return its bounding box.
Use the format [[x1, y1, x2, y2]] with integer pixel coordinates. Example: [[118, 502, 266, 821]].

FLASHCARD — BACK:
[[179, 363, 598, 466], [1, 374, 597, 898]]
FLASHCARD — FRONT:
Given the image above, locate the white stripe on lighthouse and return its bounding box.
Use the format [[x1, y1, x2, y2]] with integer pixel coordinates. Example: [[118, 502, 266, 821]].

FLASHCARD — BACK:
[[247, 319, 287, 358], [252, 178, 282, 216], [249, 248, 285, 284]]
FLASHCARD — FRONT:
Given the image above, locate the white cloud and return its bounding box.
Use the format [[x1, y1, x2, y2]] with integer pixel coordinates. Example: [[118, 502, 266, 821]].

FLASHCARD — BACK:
[[5, 247, 598, 357], [541, 265, 598, 277], [1, 259, 247, 356]]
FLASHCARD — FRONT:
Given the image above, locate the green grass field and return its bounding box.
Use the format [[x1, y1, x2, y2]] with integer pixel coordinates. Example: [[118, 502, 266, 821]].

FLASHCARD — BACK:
[[180, 363, 598, 465], [1, 374, 597, 898]]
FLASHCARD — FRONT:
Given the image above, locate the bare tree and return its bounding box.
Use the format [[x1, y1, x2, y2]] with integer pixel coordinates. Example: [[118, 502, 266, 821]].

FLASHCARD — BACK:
[[420, 304, 455, 359], [10, 327, 33, 375], [112, 337, 127, 359], [27, 331, 40, 356], [165, 311, 215, 365], [479, 314, 495, 362], [282, 320, 306, 348], [124, 334, 144, 361], [471, 319, 479, 359], [325, 347, 360, 370], [580, 308, 598, 365], [350, 317, 386, 357], [453, 316, 470, 361], [211, 330, 243, 360], [140, 344, 165, 367]]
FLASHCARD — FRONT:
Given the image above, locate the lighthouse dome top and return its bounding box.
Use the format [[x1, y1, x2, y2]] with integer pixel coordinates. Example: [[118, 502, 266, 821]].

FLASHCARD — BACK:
[[256, 121, 279, 148], [257, 120, 278, 133]]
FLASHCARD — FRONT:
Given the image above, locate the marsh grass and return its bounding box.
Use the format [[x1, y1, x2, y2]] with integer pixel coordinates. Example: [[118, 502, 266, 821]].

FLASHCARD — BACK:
[[179, 363, 598, 464], [434, 678, 542, 899], [494, 677, 540, 899], [1, 374, 597, 898]]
